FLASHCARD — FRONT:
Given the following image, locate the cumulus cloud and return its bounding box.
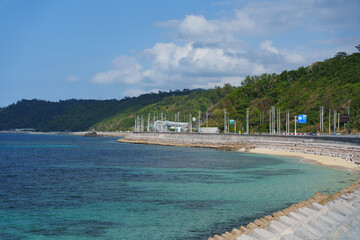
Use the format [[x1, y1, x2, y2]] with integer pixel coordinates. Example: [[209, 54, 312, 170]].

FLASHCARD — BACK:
[[66, 75, 82, 82], [91, 0, 360, 96], [260, 40, 279, 54], [92, 56, 143, 84]]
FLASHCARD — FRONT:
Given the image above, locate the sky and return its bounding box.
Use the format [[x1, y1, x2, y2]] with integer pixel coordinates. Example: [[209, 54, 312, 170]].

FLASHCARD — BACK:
[[1, 0, 359, 107]]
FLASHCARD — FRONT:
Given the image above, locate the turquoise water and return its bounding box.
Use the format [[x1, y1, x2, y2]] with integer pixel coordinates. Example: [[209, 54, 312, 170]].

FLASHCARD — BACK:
[[0, 134, 357, 240]]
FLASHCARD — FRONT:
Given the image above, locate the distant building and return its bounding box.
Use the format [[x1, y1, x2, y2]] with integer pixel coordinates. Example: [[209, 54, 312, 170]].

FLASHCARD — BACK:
[[199, 127, 220, 134]]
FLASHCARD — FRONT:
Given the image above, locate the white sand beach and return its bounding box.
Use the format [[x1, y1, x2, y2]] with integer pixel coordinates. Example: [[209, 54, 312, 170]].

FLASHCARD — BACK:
[[246, 148, 360, 171]]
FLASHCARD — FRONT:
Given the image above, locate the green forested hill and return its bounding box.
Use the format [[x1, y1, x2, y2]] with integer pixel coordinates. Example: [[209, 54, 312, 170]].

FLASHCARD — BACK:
[[219, 52, 360, 133], [0, 90, 193, 131], [1, 52, 359, 133]]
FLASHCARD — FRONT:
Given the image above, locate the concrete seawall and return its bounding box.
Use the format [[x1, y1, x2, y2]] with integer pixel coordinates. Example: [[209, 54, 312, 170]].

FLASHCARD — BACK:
[[117, 132, 360, 166], [118, 132, 360, 145]]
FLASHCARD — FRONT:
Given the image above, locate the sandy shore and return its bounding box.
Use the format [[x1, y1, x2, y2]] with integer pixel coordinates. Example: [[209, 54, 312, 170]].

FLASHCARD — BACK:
[[246, 148, 360, 171]]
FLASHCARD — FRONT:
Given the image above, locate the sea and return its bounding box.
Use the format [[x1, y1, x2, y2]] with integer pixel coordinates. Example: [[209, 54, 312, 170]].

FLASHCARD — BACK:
[[0, 133, 357, 240]]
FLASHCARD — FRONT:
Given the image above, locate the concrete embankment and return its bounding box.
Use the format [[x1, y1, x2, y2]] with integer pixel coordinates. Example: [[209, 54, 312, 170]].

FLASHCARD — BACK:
[[210, 180, 360, 240], [117, 132, 360, 168]]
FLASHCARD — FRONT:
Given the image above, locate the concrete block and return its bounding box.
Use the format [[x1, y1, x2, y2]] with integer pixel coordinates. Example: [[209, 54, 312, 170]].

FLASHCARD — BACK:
[[214, 234, 225, 240], [278, 216, 299, 227], [293, 227, 318, 240], [250, 228, 276, 240], [317, 214, 338, 227], [353, 201, 360, 208], [221, 232, 231, 239], [328, 204, 351, 216], [231, 228, 242, 236], [310, 202, 325, 211], [266, 221, 293, 236], [335, 201, 357, 212], [280, 234, 303, 240], [340, 194, 357, 202], [264, 215, 273, 222], [235, 234, 258, 240], [297, 207, 318, 217], [308, 218, 329, 232], [288, 212, 307, 222], [297, 223, 322, 237], [326, 209, 347, 222]]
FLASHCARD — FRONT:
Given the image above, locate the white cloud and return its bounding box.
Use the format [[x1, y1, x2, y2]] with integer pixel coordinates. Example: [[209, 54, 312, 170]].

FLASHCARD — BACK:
[[92, 56, 142, 84], [66, 75, 81, 82], [90, 0, 360, 97], [260, 40, 279, 54]]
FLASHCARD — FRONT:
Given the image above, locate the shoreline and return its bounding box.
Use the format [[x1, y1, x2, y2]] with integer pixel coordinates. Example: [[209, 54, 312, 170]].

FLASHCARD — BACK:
[[3, 131, 360, 238], [244, 148, 360, 172], [116, 133, 360, 239], [116, 133, 360, 172]]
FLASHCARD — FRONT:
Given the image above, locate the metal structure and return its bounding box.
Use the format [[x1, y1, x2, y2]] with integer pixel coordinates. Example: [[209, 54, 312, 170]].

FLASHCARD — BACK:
[[224, 109, 227, 134], [153, 120, 189, 132], [320, 106, 324, 133], [246, 108, 249, 134]]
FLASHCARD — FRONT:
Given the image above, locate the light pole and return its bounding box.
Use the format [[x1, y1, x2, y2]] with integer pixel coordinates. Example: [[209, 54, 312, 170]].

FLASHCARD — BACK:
[[224, 109, 227, 134]]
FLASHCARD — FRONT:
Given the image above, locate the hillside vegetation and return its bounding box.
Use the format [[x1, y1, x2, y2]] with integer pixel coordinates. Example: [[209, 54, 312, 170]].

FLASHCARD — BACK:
[[1, 52, 359, 133]]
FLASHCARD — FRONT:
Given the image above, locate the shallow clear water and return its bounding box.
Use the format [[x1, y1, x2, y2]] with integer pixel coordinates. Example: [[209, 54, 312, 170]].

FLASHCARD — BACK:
[[0, 134, 357, 240]]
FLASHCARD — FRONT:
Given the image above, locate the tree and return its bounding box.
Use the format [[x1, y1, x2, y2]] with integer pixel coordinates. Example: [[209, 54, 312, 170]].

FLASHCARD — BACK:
[[356, 45, 360, 52], [335, 52, 348, 59]]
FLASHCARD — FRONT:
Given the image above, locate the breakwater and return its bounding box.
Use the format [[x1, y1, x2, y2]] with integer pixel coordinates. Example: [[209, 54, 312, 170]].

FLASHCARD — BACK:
[[117, 132, 360, 166], [210, 180, 360, 240]]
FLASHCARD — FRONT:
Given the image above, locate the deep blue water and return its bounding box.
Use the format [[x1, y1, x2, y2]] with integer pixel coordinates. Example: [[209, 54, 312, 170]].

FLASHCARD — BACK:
[[0, 134, 357, 240]]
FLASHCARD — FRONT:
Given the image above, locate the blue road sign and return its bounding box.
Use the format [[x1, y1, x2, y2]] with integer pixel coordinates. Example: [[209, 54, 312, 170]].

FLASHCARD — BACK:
[[298, 115, 307, 124]]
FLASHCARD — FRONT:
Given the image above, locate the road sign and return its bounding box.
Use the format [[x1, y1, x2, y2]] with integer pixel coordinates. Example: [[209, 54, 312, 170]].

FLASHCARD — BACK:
[[298, 115, 307, 124], [230, 120, 234, 124], [340, 116, 350, 123]]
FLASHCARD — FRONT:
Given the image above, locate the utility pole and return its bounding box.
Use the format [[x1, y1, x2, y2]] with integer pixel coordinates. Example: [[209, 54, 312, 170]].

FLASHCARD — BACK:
[[334, 110, 337, 134], [285, 110, 287, 134], [189, 114, 192, 133], [320, 106, 324, 133], [259, 112, 262, 125], [277, 109, 281, 134], [269, 109, 272, 135], [348, 106, 351, 134], [276, 109, 280, 135], [147, 113, 150, 132], [246, 108, 249, 134], [198, 110, 201, 133], [271, 106, 275, 135], [328, 109, 331, 134], [337, 113, 340, 130], [138, 116, 141, 132], [224, 109, 227, 134], [228, 114, 230, 133], [295, 115, 297, 135], [288, 110, 290, 134]]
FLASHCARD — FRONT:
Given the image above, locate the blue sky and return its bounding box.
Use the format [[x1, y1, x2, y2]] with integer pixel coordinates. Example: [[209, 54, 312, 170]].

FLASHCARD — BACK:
[[1, 0, 359, 107]]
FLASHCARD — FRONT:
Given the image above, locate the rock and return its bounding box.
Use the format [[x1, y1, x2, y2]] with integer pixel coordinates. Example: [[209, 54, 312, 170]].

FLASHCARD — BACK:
[[84, 131, 97, 137]]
